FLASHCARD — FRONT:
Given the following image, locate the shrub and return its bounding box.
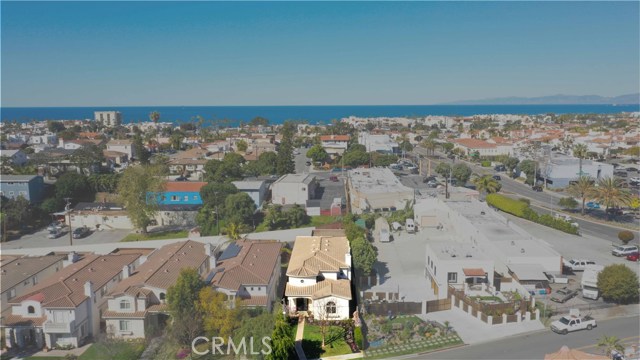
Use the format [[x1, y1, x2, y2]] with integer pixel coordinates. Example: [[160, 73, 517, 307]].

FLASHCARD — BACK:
[[598, 264, 640, 304], [481, 161, 492, 167], [558, 197, 578, 210], [618, 231, 635, 245], [354, 326, 363, 350], [486, 194, 529, 217], [518, 198, 531, 205]]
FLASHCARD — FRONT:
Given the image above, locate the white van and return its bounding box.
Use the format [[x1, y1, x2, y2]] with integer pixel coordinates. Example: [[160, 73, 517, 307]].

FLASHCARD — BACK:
[[406, 218, 415, 233]]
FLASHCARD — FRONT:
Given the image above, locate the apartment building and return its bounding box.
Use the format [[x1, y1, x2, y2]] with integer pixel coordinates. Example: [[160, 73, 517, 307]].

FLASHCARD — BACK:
[[320, 135, 350, 156], [271, 173, 318, 206], [0, 175, 45, 203], [94, 111, 122, 128], [347, 168, 413, 214]]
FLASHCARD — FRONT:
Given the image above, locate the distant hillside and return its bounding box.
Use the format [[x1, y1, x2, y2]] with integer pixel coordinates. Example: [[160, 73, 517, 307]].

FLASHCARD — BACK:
[[443, 93, 640, 105]]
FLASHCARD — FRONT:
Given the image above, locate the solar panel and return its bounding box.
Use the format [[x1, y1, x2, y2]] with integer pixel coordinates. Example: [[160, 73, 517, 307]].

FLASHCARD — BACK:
[[218, 242, 242, 261]]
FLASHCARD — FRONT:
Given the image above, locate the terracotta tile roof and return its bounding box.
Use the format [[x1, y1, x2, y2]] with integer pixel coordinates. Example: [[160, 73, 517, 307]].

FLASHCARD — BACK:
[[1, 254, 66, 291], [452, 138, 496, 149], [172, 147, 208, 160], [10, 254, 140, 308], [210, 240, 282, 292], [164, 182, 207, 192], [107, 139, 132, 146], [286, 236, 350, 277], [109, 241, 209, 296], [285, 279, 352, 300], [240, 296, 269, 307], [463, 268, 486, 277], [320, 135, 350, 142], [147, 304, 168, 313], [1, 313, 46, 327], [102, 310, 147, 319]]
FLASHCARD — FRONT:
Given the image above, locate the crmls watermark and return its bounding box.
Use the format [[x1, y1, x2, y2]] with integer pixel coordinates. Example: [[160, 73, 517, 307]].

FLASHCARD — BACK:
[[191, 336, 272, 356]]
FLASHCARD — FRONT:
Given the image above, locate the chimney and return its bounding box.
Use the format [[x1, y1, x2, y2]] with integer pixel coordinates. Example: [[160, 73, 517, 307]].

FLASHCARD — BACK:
[[205, 243, 217, 269], [345, 252, 352, 268], [84, 281, 93, 298], [122, 265, 130, 279]]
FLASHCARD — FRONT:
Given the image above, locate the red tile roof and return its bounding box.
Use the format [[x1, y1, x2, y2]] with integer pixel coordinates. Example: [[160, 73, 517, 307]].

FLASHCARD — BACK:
[[453, 139, 496, 149], [210, 240, 282, 292], [320, 135, 350, 142], [164, 182, 207, 192], [463, 268, 485, 277]]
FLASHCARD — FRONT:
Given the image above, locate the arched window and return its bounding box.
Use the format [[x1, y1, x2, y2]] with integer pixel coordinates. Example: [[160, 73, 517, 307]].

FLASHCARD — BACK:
[[326, 301, 336, 314], [27, 306, 35, 314], [159, 293, 166, 301], [119, 300, 131, 310]]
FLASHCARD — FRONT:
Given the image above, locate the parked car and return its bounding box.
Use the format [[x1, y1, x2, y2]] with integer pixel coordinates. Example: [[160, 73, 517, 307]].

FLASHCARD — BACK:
[[492, 175, 501, 181], [426, 181, 439, 188], [47, 229, 64, 239], [72, 226, 90, 239], [46, 222, 63, 232], [626, 252, 639, 262], [605, 208, 623, 216], [329, 175, 339, 182], [410, 168, 419, 174], [586, 201, 600, 209], [423, 176, 437, 183], [494, 165, 506, 172], [612, 244, 639, 257], [614, 171, 628, 178], [626, 167, 638, 172], [532, 185, 543, 192], [630, 177, 640, 183], [563, 259, 596, 272], [305, 161, 312, 166], [551, 313, 596, 334], [550, 288, 579, 303]]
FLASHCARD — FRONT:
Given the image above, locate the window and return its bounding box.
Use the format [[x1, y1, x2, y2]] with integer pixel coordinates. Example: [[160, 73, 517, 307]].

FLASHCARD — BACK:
[[8, 288, 15, 299], [120, 300, 131, 310], [160, 293, 166, 301], [119, 320, 130, 331], [434, 266, 436, 276], [27, 306, 35, 314], [250, 287, 254, 291], [447, 272, 457, 283], [171, 195, 179, 201], [193, 195, 198, 200], [183, 195, 188, 201], [326, 301, 337, 314], [32, 275, 38, 285]]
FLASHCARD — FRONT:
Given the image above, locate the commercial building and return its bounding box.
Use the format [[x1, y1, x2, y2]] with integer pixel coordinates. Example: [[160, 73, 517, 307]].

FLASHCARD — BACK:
[[285, 236, 352, 320], [1, 254, 67, 313], [0, 175, 45, 203], [70, 202, 134, 230], [2, 252, 141, 350], [346, 168, 414, 214], [208, 240, 283, 311], [451, 138, 514, 157], [542, 154, 614, 188], [357, 133, 399, 154], [103, 241, 211, 339], [155, 181, 206, 206], [232, 180, 268, 209], [94, 111, 122, 128], [271, 173, 318, 206]]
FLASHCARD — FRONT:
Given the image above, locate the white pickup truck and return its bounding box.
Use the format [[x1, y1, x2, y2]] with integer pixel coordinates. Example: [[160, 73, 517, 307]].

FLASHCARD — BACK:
[[551, 313, 597, 334]]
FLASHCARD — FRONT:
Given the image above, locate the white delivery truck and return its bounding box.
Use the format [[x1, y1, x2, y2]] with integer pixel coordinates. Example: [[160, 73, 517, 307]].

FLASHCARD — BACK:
[[375, 217, 391, 243], [581, 264, 604, 300], [406, 218, 415, 233]]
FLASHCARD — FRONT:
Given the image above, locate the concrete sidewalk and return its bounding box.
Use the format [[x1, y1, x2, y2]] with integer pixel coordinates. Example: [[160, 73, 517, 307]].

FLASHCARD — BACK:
[[295, 318, 308, 360], [420, 306, 545, 345]]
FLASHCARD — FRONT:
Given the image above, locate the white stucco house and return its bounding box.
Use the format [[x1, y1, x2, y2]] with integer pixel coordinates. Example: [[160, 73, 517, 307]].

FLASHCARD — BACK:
[[285, 236, 352, 320], [271, 174, 318, 206]]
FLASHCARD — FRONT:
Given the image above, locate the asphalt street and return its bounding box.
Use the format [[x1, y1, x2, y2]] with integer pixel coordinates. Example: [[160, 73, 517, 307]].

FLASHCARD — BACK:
[[413, 315, 640, 360]]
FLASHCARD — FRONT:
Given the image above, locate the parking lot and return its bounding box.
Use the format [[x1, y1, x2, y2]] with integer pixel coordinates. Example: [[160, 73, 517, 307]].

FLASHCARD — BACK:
[[1, 227, 131, 250], [313, 172, 346, 210]]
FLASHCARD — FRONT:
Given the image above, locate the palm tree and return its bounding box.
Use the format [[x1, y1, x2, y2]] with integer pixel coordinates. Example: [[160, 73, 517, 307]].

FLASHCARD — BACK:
[[421, 139, 437, 156], [223, 222, 242, 241], [573, 144, 588, 177], [149, 111, 160, 124], [593, 177, 632, 217], [597, 335, 624, 356], [567, 176, 596, 215], [472, 175, 501, 196]]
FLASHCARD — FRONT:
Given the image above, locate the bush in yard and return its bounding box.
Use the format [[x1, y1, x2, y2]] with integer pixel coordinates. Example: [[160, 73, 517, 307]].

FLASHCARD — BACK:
[[618, 230, 635, 245], [558, 197, 578, 210], [597, 264, 639, 304], [481, 161, 492, 167], [354, 327, 363, 350]]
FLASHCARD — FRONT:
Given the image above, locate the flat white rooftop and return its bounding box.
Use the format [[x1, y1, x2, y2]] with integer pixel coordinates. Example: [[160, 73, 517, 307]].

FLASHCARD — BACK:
[[348, 168, 413, 195]]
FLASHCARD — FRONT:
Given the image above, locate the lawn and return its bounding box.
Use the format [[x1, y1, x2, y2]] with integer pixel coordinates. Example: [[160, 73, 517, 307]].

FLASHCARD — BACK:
[[301, 324, 352, 358], [120, 230, 188, 242], [78, 341, 145, 360]]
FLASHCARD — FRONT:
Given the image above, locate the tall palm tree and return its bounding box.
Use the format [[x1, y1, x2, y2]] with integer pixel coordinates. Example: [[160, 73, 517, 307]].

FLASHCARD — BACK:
[[472, 175, 501, 196], [567, 176, 596, 215], [597, 335, 624, 356], [573, 144, 588, 177], [593, 177, 632, 217], [421, 139, 437, 156], [149, 111, 160, 124]]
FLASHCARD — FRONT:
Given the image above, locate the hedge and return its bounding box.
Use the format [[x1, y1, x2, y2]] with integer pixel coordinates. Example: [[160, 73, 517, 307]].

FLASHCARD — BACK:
[[486, 194, 579, 235], [354, 326, 364, 350]]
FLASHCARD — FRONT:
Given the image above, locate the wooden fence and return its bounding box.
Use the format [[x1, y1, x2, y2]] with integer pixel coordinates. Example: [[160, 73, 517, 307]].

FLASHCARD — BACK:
[[426, 298, 451, 313], [365, 302, 423, 316]]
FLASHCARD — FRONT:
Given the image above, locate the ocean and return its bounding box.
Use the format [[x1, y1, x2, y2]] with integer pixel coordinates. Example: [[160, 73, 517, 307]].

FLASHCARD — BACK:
[[1, 104, 638, 126]]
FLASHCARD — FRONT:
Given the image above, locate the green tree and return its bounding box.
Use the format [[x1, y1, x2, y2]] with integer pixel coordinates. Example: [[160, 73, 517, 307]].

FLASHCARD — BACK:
[[223, 192, 256, 225], [452, 163, 472, 185], [472, 175, 501, 195], [268, 317, 295, 360], [503, 157, 520, 177], [399, 140, 413, 153], [617, 230, 635, 245], [198, 287, 238, 341], [593, 177, 632, 216], [370, 153, 398, 167], [518, 160, 537, 184], [249, 116, 270, 127], [257, 152, 278, 175], [342, 149, 369, 167], [276, 122, 296, 176], [200, 182, 238, 207], [441, 142, 454, 153], [1, 196, 33, 231], [558, 197, 578, 210], [47, 120, 65, 133], [223, 221, 243, 240], [421, 139, 437, 156], [55, 172, 94, 203], [567, 176, 596, 215], [597, 335, 625, 357], [306, 144, 328, 163], [166, 268, 205, 345], [169, 132, 183, 150], [351, 236, 377, 275], [285, 204, 309, 228], [434, 162, 451, 178], [195, 205, 219, 236], [117, 165, 166, 234], [132, 134, 150, 164], [149, 111, 161, 124], [236, 139, 248, 152], [573, 144, 588, 176], [204, 159, 222, 181], [597, 264, 639, 304]]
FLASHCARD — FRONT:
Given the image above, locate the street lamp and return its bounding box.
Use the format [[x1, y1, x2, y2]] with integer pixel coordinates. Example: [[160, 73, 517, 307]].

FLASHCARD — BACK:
[[64, 198, 73, 246]]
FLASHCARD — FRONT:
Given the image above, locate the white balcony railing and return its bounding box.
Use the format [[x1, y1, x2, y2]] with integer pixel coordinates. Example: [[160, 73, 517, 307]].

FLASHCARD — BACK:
[[43, 320, 75, 334]]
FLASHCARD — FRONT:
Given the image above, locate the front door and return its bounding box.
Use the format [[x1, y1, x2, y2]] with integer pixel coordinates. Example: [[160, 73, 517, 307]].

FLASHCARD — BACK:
[[296, 298, 308, 311]]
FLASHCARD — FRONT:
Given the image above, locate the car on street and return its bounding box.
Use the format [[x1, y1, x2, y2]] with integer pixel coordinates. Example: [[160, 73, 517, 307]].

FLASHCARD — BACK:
[[329, 175, 339, 182], [423, 176, 437, 183], [563, 259, 596, 271], [426, 181, 439, 188], [47, 229, 64, 239], [626, 252, 640, 262], [532, 185, 543, 192], [626, 167, 638, 172], [614, 171, 628, 177], [630, 177, 640, 183], [492, 175, 501, 181], [46, 222, 63, 232], [551, 313, 596, 334], [305, 161, 311, 166], [586, 201, 600, 209], [72, 226, 91, 239], [550, 287, 579, 303], [605, 207, 623, 216], [494, 165, 506, 172], [612, 244, 639, 257]]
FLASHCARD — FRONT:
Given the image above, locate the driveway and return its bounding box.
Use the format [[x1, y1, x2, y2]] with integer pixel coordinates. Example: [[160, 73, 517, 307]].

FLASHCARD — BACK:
[[1, 228, 132, 250]]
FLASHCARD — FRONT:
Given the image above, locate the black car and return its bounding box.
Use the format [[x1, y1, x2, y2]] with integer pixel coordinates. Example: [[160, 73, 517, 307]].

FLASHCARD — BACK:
[[605, 208, 624, 216], [614, 171, 628, 177], [305, 161, 311, 166], [626, 167, 639, 172], [423, 176, 437, 183], [532, 185, 543, 192], [492, 175, 501, 181], [72, 226, 90, 239], [494, 165, 506, 172]]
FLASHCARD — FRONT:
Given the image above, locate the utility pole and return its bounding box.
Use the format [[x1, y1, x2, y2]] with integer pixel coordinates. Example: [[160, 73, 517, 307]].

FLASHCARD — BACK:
[[64, 198, 73, 246]]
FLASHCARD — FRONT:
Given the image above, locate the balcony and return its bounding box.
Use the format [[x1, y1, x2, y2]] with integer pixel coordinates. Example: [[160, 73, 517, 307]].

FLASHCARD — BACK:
[[43, 320, 75, 334]]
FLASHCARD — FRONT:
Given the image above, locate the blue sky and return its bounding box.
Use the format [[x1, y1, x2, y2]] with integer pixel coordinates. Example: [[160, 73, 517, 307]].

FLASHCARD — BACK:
[[1, 1, 638, 106]]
